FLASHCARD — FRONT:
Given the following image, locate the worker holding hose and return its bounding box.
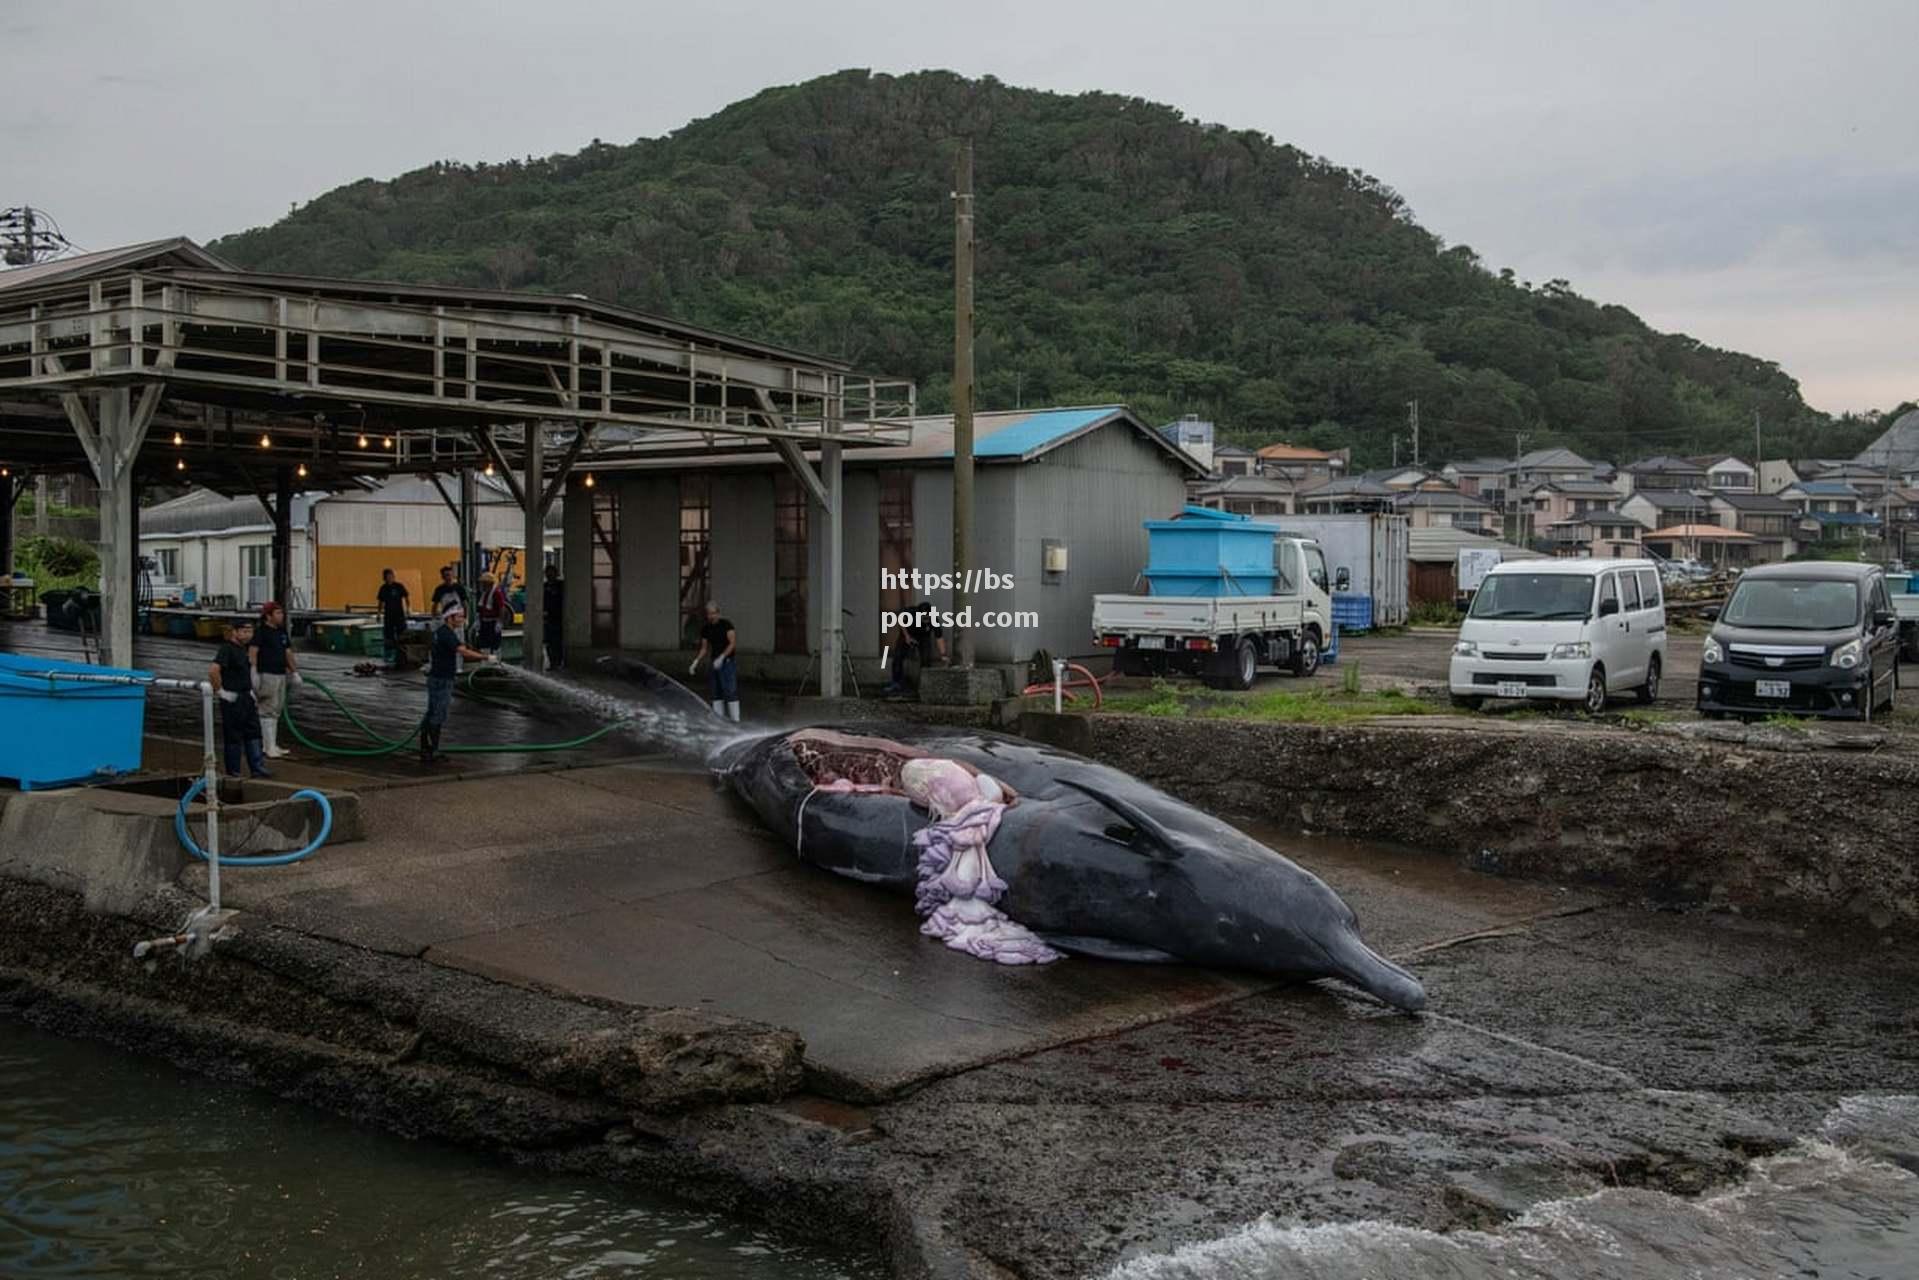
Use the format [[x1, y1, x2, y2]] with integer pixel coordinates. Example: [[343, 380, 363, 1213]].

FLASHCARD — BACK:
[[689, 600, 740, 721], [208, 619, 271, 778], [422, 598, 497, 763]]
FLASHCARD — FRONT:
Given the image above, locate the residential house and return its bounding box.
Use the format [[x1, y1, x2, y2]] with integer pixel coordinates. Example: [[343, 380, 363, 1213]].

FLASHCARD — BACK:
[[1779, 479, 1879, 541], [1706, 492, 1805, 564], [1393, 487, 1496, 534], [1158, 415, 1216, 473], [1295, 474, 1400, 514], [1254, 442, 1346, 486], [1617, 455, 1707, 494], [1510, 447, 1595, 492], [1693, 455, 1757, 493], [1807, 461, 1891, 504], [1192, 474, 1293, 518], [1211, 444, 1258, 478], [1618, 487, 1715, 533], [1758, 459, 1802, 495], [1530, 479, 1629, 530], [1440, 457, 1512, 507], [1884, 488, 1919, 561], [1542, 510, 1647, 560]]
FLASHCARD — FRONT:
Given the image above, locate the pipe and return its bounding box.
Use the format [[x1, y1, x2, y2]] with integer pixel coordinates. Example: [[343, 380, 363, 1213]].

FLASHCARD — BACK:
[[174, 775, 332, 867]]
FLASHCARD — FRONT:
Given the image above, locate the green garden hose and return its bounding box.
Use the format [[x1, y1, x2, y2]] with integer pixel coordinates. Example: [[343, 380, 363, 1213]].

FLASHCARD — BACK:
[[281, 675, 630, 757]]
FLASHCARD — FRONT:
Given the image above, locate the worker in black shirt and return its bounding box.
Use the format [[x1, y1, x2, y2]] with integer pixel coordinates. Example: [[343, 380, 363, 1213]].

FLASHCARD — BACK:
[[689, 600, 739, 721], [249, 602, 301, 759], [421, 598, 495, 763], [208, 619, 270, 778], [376, 568, 410, 668], [429, 564, 469, 626], [541, 564, 565, 669]]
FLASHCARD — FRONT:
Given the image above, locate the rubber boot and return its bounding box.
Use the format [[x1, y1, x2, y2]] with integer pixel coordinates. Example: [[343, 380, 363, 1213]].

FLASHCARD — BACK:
[[419, 725, 435, 764], [263, 718, 288, 759], [711, 700, 725, 717], [726, 701, 741, 722], [428, 727, 447, 763]]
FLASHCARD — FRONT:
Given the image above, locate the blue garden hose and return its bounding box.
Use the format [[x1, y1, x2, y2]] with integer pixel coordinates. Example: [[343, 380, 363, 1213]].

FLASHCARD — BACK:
[[174, 776, 333, 867]]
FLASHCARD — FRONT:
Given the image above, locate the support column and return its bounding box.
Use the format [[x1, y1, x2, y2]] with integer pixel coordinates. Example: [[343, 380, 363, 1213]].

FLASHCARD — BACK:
[[520, 422, 545, 669], [820, 382, 845, 697], [458, 467, 477, 590], [1, 475, 18, 578], [271, 464, 293, 607], [64, 382, 162, 669], [34, 474, 49, 538]]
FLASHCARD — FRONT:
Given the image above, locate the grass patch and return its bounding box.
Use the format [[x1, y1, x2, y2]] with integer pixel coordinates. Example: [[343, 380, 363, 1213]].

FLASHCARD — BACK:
[[1407, 600, 1464, 627], [1100, 677, 1449, 724]]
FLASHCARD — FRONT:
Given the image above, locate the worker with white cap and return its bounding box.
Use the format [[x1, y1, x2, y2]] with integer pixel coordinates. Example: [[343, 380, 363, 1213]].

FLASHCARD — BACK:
[[422, 596, 495, 763]]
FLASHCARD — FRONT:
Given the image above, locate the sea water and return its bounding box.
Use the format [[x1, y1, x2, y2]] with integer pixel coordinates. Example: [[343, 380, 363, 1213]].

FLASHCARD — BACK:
[[0, 1022, 878, 1279]]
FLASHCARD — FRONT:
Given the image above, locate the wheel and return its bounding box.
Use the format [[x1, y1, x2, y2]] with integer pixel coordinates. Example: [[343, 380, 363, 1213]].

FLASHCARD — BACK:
[[1583, 665, 1607, 715], [1291, 631, 1321, 678], [1635, 655, 1661, 705], [1450, 693, 1483, 711], [1227, 637, 1258, 691]]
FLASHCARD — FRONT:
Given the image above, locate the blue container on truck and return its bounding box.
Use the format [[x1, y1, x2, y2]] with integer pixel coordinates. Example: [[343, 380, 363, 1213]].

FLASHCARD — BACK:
[[1142, 506, 1281, 596], [0, 652, 150, 790]]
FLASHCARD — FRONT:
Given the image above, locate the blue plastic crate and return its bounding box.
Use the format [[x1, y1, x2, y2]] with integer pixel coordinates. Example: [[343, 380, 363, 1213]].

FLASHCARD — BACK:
[[0, 653, 150, 790], [1330, 593, 1374, 633]]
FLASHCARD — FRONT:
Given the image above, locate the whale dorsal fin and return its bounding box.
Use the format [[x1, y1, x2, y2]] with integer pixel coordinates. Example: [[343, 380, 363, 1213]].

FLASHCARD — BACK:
[[1056, 778, 1182, 859]]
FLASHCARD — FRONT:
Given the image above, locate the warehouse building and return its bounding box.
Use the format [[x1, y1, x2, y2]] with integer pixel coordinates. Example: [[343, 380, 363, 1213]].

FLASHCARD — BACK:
[[562, 405, 1204, 690]]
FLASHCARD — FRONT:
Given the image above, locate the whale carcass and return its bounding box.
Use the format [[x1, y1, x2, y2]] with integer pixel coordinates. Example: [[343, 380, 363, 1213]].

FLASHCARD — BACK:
[[712, 724, 1426, 1012]]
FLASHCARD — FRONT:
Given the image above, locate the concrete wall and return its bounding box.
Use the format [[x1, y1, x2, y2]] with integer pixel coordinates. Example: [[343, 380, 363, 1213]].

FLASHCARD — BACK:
[[709, 474, 775, 653], [619, 474, 681, 650]]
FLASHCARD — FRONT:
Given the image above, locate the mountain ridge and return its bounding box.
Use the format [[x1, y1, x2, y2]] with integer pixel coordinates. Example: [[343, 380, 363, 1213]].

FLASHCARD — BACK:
[[209, 68, 1876, 466]]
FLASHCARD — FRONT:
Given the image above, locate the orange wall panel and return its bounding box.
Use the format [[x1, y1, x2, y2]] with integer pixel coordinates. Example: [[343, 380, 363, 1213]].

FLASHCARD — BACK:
[[315, 545, 456, 611]]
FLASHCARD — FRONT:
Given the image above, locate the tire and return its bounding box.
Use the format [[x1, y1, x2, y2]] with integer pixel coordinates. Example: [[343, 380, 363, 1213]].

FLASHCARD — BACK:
[[1291, 631, 1321, 678], [1583, 665, 1607, 715], [1227, 637, 1258, 691], [1450, 693, 1483, 711], [1635, 655, 1661, 705]]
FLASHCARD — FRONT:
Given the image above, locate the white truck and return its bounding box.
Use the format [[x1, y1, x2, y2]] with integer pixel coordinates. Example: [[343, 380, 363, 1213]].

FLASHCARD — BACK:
[[1092, 535, 1335, 689]]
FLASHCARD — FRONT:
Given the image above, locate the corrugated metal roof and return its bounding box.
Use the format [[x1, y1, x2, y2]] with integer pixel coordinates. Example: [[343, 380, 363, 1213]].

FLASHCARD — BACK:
[[937, 406, 1117, 459], [0, 237, 234, 294], [1407, 527, 1544, 562], [1855, 408, 1919, 470], [140, 487, 319, 536]]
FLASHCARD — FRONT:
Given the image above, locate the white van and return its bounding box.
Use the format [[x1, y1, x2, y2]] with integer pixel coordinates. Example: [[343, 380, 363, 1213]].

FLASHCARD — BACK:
[[1448, 558, 1667, 713]]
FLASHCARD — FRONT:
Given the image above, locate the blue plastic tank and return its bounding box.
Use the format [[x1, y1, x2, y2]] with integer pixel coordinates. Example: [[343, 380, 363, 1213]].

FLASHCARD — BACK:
[[0, 653, 150, 790], [1142, 506, 1282, 596]]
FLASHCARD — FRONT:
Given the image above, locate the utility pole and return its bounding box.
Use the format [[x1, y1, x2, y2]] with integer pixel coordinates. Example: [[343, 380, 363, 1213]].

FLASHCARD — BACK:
[[1511, 431, 1529, 545], [951, 139, 976, 670], [1391, 435, 1399, 468], [1753, 407, 1761, 469], [1407, 399, 1420, 467]]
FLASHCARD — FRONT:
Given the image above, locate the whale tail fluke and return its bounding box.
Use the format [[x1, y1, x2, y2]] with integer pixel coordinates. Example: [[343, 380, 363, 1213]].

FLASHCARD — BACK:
[[1327, 935, 1427, 1013]]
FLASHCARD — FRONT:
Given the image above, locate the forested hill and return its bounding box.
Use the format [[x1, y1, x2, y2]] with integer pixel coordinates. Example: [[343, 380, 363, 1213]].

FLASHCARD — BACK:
[[210, 69, 1868, 467]]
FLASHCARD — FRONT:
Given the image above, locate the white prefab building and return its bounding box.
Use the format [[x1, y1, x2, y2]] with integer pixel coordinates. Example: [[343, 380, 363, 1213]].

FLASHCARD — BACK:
[[561, 405, 1204, 689], [139, 488, 319, 607]]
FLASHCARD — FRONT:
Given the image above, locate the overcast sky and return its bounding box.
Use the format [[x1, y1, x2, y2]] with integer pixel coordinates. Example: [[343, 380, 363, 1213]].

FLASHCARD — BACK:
[[4, 0, 1912, 414]]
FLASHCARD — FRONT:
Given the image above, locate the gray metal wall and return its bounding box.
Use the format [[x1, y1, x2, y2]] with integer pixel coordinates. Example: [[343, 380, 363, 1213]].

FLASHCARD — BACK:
[[1009, 427, 1187, 658], [561, 424, 1188, 667]]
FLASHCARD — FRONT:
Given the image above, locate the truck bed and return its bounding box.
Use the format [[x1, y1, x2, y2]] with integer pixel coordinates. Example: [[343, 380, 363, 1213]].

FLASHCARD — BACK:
[[1092, 593, 1306, 638]]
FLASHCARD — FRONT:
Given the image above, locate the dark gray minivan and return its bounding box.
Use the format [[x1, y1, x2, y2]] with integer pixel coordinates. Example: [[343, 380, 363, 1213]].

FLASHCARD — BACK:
[[1696, 561, 1901, 720]]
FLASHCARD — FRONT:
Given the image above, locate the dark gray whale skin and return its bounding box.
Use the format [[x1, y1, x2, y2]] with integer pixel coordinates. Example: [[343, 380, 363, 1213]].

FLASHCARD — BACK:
[[712, 723, 1426, 1012]]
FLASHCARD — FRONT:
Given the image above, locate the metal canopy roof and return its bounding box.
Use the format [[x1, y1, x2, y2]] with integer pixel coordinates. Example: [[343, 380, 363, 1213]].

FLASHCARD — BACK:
[[0, 238, 914, 493]]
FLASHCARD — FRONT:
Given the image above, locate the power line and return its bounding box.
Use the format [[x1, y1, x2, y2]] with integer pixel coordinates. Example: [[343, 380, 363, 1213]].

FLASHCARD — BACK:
[[0, 206, 76, 266]]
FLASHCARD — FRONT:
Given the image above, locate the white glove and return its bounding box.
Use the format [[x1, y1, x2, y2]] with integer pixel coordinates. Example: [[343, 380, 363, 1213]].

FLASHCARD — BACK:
[[486, 654, 501, 664], [218, 689, 238, 703], [290, 672, 304, 687], [688, 660, 699, 676]]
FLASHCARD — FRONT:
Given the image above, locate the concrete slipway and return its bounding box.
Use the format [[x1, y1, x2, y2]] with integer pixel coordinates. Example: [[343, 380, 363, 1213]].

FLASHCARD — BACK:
[[2, 623, 1916, 1278]]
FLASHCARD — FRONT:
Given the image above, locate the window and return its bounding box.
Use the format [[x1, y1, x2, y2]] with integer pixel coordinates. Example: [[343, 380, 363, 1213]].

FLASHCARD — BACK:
[[590, 488, 619, 647], [1637, 569, 1662, 611], [679, 475, 711, 647], [1619, 571, 1641, 610], [241, 544, 271, 606], [878, 469, 914, 623], [773, 474, 809, 655], [1597, 573, 1618, 614], [150, 548, 178, 581], [1304, 545, 1329, 593], [1274, 540, 1301, 594]]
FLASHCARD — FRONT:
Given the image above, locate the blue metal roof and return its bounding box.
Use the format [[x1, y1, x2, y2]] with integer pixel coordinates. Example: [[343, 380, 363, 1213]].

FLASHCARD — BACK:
[[938, 406, 1117, 460], [1791, 480, 1861, 496], [1809, 510, 1880, 526]]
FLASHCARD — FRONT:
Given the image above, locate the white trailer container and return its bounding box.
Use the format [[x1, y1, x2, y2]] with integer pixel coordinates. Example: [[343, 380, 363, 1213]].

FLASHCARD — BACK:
[[1272, 513, 1409, 627]]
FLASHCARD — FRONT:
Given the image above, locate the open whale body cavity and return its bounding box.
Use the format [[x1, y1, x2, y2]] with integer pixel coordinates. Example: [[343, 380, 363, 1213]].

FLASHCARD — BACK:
[[709, 721, 1426, 1012]]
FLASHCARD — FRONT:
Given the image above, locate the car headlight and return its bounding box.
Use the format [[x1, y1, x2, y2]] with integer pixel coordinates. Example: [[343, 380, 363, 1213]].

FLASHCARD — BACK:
[[1702, 637, 1723, 664], [1453, 640, 1478, 657], [1831, 638, 1862, 670], [1549, 641, 1592, 660]]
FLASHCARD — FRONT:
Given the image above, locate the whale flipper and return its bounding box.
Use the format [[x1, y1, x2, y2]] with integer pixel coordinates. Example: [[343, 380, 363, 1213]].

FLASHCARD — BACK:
[[1039, 934, 1182, 963]]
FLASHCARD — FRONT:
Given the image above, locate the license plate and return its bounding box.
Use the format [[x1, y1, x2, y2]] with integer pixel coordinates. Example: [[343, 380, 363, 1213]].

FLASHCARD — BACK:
[[1134, 636, 1166, 650], [1496, 681, 1529, 699], [1755, 679, 1791, 699]]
